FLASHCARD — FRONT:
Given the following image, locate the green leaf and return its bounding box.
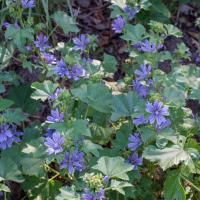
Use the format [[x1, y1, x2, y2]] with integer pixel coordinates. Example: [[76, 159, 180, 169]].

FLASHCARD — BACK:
[[56, 186, 80, 200], [82, 139, 103, 157], [0, 84, 5, 93], [2, 108, 27, 124], [31, 80, 58, 101], [121, 24, 147, 43], [66, 119, 91, 139], [5, 26, 34, 51], [189, 89, 200, 100], [0, 44, 14, 69], [143, 145, 193, 171], [109, 180, 132, 195], [21, 157, 45, 177], [71, 83, 112, 113], [53, 11, 79, 34], [138, 126, 156, 144], [164, 170, 186, 200], [0, 183, 10, 193], [0, 99, 14, 111], [111, 91, 145, 121], [164, 24, 182, 37], [102, 53, 117, 73], [7, 85, 41, 114], [92, 156, 133, 180], [163, 84, 186, 106], [0, 158, 24, 183]]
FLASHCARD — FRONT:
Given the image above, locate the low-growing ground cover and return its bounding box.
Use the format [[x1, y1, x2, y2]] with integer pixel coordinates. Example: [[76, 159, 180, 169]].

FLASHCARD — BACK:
[[0, 0, 200, 199]]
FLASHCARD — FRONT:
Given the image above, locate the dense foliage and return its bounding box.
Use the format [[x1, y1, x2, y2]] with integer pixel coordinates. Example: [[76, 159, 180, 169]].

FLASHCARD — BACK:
[[0, 0, 200, 199]]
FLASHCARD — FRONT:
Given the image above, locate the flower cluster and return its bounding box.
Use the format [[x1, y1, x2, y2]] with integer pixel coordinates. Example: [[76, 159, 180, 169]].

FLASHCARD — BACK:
[[82, 188, 105, 200], [0, 124, 23, 150], [44, 132, 64, 155], [21, 0, 35, 9], [46, 109, 64, 123], [48, 88, 62, 100], [60, 150, 85, 174], [133, 39, 162, 53], [112, 16, 126, 33], [34, 33, 50, 52], [54, 60, 86, 81], [124, 6, 140, 20], [127, 133, 142, 170], [133, 64, 153, 99], [73, 34, 90, 51]]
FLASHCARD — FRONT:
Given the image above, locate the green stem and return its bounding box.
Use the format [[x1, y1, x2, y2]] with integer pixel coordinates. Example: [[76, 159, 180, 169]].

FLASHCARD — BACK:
[[181, 175, 200, 193]]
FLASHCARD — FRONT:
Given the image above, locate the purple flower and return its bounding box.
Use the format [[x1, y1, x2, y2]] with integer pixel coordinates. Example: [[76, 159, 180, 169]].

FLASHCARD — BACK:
[[112, 16, 126, 34], [128, 152, 142, 170], [44, 128, 55, 138], [96, 189, 105, 200], [133, 115, 147, 126], [128, 133, 142, 152], [0, 124, 23, 150], [82, 189, 105, 200], [135, 64, 152, 81], [124, 6, 139, 20], [133, 80, 149, 98], [133, 40, 157, 53], [26, 45, 33, 52], [2, 22, 10, 29], [48, 88, 62, 100], [82, 189, 95, 200], [44, 132, 64, 155], [156, 119, 171, 132], [42, 52, 57, 65], [21, 0, 35, 9], [34, 33, 50, 52], [54, 60, 70, 78], [46, 109, 64, 123], [103, 176, 109, 184], [196, 53, 200, 64], [70, 65, 86, 80], [146, 101, 169, 126], [60, 150, 85, 174], [73, 34, 90, 51]]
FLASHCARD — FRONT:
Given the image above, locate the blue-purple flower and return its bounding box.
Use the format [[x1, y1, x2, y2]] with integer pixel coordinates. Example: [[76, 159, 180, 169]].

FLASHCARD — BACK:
[[196, 53, 200, 64], [71, 65, 86, 80], [44, 128, 55, 138], [135, 64, 152, 81], [103, 176, 109, 184], [128, 133, 142, 152], [133, 40, 158, 53], [54, 59, 70, 78], [60, 150, 85, 174], [48, 88, 62, 100], [133, 80, 149, 98], [42, 52, 57, 65], [44, 132, 64, 155], [112, 16, 126, 34], [124, 6, 139, 20], [21, 0, 35, 9], [82, 188, 105, 200], [128, 152, 142, 170], [34, 33, 50, 52], [0, 124, 23, 150], [46, 109, 64, 123], [156, 119, 171, 132], [73, 34, 90, 51], [146, 101, 169, 126], [133, 115, 147, 126]]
